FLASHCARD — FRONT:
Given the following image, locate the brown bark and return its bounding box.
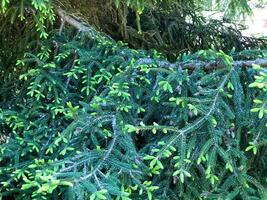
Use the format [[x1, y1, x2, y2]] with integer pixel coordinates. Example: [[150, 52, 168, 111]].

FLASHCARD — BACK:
[[55, 0, 122, 40]]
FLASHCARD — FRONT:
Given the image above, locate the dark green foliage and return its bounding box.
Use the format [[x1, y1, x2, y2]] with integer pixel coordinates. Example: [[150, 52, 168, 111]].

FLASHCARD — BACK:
[[0, 15, 41, 105], [0, 0, 54, 38], [0, 0, 55, 104], [0, 29, 266, 199], [2, 0, 266, 70], [124, 9, 267, 60]]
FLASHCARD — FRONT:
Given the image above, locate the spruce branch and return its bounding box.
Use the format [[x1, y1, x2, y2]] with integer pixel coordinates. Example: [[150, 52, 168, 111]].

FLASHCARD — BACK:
[[155, 67, 235, 160], [136, 58, 267, 70], [77, 117, 119, 182]]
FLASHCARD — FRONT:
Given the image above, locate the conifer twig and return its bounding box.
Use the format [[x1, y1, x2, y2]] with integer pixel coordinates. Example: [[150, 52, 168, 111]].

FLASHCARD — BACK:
[[155, 68, 235, 160]]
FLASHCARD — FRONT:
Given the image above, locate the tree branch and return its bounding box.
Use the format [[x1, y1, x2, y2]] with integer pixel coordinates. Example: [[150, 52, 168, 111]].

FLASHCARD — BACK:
[[57, 8, 95, 33], [56, 7, 113, 40], [56, 8, 267, 70], [136, 58, 267, 70]]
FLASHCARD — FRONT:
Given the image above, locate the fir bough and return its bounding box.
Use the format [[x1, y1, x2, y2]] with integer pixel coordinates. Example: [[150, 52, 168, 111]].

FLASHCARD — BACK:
[[0, 29, 266, 200]]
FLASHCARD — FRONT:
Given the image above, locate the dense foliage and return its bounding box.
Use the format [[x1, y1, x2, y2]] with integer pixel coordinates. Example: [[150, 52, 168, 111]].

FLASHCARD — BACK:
[[0, 28, 266, 199], [1, 0, 266, 67], [0, 0, 54, 38], [1, 0, 267, 200], [56, 0, 267, 59]]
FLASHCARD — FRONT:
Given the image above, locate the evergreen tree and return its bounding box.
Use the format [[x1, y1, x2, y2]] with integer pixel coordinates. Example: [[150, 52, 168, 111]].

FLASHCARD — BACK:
[[0, 0, 267, 199]]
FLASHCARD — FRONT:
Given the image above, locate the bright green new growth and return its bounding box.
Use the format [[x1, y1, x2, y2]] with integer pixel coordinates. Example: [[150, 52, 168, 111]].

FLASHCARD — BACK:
[[0, 0, 267, 200], [0, 0, 54, 38], [0, 28, 266, 199]]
